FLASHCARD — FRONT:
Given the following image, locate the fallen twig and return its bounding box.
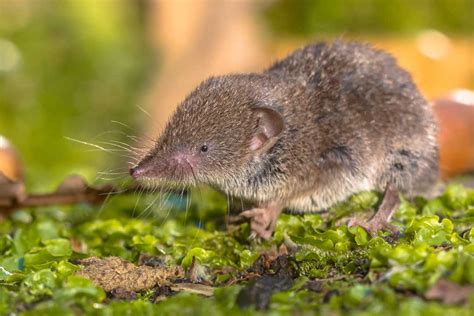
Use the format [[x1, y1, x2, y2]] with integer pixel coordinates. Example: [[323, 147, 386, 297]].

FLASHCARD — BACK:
[[0, 173, 184, 216]]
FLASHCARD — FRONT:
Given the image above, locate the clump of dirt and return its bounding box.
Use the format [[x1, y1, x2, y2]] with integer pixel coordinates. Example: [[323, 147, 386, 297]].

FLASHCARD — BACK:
[[76, 256, 184, 292]]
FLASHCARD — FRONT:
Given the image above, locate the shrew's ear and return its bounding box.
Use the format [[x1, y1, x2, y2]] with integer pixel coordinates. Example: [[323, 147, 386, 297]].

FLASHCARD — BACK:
[[250, 107, 284, 154]]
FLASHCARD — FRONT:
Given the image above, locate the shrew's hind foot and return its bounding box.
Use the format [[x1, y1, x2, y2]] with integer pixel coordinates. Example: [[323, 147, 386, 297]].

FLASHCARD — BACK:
[[348, 215, 399, 236], [349, 184, 400, 236]]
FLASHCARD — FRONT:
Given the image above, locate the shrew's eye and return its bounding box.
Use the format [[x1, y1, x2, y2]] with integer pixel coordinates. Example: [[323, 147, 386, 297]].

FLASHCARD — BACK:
[[200, 144, 208, 153]]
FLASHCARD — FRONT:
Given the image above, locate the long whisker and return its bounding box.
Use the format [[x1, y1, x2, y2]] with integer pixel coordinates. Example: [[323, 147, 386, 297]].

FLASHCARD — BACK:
[[139, 188, 161, 219], [133, 184, 146, 217], [111, 140, 148, 152], [181, 187, 189, 225], [110, 120, 132, 129], [97, 141, 135, 153], [108, 120, 157, 144], [136, 104, 152, 119], [97, 171, 129, 176], [65, 136, 141, 163], [64, 137, 113, 152]]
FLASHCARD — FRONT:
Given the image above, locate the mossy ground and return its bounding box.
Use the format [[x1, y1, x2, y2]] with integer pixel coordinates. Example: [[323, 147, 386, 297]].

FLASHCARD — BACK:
[[1, 183, 473, 315]]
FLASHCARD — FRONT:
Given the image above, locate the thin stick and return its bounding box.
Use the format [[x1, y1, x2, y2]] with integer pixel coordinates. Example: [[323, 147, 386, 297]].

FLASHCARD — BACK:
[[0, 181, 186, 214]]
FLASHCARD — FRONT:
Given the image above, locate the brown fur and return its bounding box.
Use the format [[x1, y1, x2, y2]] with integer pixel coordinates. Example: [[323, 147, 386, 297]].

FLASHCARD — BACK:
[[133, 41, 439, 212]]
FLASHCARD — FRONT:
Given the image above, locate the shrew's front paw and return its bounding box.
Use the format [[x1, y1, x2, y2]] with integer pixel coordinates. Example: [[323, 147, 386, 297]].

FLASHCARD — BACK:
[[227, 202, 283, 240], [239, 208, 277, 240]]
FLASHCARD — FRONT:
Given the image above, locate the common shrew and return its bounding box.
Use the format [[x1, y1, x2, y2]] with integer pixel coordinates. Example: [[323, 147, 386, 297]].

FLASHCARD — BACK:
[[130, 41, 439, 239]]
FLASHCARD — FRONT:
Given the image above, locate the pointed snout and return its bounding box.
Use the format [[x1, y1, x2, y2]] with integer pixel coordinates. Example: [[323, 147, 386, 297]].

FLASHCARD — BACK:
[[129, 156, 155, 179], [129, 165, 145, 179], [129, 150, 195, 181]]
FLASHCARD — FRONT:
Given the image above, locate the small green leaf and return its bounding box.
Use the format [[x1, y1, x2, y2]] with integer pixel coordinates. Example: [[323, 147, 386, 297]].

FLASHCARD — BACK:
[[44, 239, 72, 257]]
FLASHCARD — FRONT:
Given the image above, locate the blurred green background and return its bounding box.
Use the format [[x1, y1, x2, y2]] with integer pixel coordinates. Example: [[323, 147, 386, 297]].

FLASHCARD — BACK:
[[265, 0, 473, 36], [0, 0, 152, 190], [0, 0, 472, 191]]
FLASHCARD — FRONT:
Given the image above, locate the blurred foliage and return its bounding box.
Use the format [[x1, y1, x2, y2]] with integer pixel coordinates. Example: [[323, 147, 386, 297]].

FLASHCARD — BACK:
[[0, 183, 473, 314], [263, 0, 474, 37], [0, 0, 152, 189]]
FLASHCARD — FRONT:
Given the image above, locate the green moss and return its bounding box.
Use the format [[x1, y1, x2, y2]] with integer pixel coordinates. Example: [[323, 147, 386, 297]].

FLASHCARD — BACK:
[[1, 183, 473, 314]]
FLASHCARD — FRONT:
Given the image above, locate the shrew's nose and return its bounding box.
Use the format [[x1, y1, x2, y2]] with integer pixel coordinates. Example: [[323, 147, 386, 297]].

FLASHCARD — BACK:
[[129, 166, 145, 179]]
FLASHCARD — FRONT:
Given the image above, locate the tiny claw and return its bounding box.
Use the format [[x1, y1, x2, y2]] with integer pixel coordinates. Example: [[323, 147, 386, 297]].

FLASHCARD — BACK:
[[248, 232, 256, 240], [348, 217, 399, 236], [381, 222, 399, 234]]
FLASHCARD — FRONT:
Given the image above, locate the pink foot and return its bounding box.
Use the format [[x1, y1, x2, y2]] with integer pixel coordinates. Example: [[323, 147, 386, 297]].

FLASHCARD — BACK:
[[348, 183, 400, 236], [348, 216, 398, 236], [233, 203, 282, 240], [240, 208, 275, 240]]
